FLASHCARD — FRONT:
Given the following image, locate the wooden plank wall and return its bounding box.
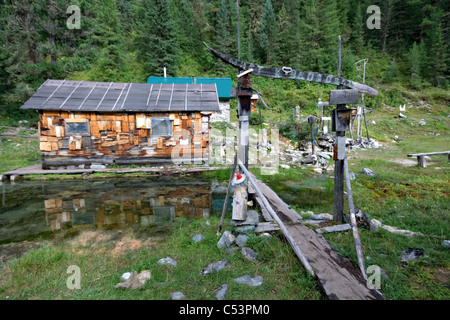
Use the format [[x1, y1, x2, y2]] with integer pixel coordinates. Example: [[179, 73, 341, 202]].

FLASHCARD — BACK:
[[39, 110, 212, 166]]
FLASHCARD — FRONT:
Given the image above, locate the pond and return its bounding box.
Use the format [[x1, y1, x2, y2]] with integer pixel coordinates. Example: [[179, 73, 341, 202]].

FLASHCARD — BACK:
[[0, 176, 229, 244], [0, 172, 334, 245]]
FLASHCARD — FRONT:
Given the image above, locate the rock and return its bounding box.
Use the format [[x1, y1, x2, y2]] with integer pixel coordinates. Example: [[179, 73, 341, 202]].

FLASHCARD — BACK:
[[317, 152, 331, 160], [315, 224, 351, 234], [401, 248, 427, 265], [313, 168, 323, 174], [241, 247, 258, 262], [235, 225, 256, 234], [309, 213, 333, 220], [192, 234, 206, 243], [259, 232, 272, 238], [216, 284, 228, 300], [442, 240, 450, 248], [418, 120, 426, 126], [369, 120, 376, 125], [120, 272, 133, 282], [157, 257, 177, 267], [398, 113, 407, 119], [360, 168, 376, 177], [235, 234, 249, 248], [230, 210, 259, 227], [302, 155, 316, 165], [233, 275, 263, 287], [280, 164, 290, 169], [171, 292, 186, 300], [201, 260, 229, 275], [217, 231, 236, 248], [115, 270, 151, 290]]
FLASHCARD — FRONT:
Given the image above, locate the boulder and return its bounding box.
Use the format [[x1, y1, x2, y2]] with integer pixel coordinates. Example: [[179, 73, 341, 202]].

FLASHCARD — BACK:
[[235, 234, 249, 248]]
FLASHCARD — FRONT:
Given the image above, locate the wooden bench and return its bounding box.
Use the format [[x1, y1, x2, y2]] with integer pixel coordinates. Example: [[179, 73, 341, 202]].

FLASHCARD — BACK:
[[407, 151, 450, 168]]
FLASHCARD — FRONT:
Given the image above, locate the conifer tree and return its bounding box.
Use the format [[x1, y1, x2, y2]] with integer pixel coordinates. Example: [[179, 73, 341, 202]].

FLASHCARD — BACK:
[[135, 0, 178, 77], [259, 0, 278, 64], [406, 42, 425, 89]]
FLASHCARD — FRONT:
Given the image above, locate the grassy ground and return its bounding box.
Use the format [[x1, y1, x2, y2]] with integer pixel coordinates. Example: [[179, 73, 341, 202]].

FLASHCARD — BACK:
[[0, 215, 321, 300]]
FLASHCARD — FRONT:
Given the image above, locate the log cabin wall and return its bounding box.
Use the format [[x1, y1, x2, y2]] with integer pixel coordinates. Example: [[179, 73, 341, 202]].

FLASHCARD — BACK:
[[39, 110, 212, 168]]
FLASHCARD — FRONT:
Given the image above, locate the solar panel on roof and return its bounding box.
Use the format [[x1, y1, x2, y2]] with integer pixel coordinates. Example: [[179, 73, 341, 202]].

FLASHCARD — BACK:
[[20, 79, 220, 113]]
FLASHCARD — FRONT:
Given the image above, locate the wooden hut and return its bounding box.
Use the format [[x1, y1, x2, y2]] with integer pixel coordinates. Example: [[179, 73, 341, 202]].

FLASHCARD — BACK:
[[20, 79, 221, 169]]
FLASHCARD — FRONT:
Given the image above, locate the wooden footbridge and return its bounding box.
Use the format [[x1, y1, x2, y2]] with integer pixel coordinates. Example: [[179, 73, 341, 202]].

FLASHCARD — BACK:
[[241, 164, 384, 300]]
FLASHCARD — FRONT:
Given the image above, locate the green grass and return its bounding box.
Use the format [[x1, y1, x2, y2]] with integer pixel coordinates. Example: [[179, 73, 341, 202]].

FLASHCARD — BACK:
[[0, 137, 40, 173], [0, 216, 321, 300]]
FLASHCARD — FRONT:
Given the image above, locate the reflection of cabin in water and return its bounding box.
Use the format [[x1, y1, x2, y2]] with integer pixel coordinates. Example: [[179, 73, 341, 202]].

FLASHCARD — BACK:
[[44, 181, 212, 231], [20, 79, 221, 169]]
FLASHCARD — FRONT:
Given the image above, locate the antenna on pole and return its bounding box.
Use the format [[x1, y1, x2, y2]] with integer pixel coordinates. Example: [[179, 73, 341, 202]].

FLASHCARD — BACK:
[[236, 0, 241, 61]]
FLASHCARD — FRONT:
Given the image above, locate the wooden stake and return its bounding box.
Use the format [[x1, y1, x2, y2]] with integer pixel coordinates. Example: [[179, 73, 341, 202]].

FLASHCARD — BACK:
[[217, 153, 238, 236], [343, 157, 367, 280], [238, 160, 315, 277]]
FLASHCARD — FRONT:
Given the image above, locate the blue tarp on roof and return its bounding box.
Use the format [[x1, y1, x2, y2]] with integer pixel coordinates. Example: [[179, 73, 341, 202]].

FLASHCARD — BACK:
[[147, 77, 232, 99]]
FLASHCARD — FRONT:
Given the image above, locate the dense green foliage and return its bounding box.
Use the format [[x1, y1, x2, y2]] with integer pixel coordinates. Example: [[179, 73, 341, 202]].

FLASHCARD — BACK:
[[0, 0, 448, 121]]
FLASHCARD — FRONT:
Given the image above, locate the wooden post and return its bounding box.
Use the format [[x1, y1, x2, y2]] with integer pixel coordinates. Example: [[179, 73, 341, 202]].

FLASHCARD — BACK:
[[231, 184, 248, 221], [333, 36, 345, 223], [344, 157, 367, 280]]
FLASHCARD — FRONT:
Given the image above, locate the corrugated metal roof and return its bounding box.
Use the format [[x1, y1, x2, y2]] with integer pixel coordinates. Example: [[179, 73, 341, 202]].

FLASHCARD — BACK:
[[20, 80, 220, 113], [147, 77, 233, 98]]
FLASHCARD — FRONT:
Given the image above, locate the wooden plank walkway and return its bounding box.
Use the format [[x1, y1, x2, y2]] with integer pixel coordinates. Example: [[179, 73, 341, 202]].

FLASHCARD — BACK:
[[248, 171, 384, 300], [1, 164, 221, 181]]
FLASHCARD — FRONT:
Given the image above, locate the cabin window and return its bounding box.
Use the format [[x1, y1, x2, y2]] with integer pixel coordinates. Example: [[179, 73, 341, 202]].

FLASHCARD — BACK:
[[151, 117, 172, 137], [65, 119, 90, 135]]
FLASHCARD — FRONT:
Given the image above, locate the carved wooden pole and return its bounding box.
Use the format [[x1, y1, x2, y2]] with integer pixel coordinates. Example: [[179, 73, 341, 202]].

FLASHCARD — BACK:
[[333, 36, 345, 223]]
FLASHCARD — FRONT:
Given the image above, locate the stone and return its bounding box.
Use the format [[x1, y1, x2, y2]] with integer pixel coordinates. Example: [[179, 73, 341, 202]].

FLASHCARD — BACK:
[[241, 247, 258, 262], [217, 231, 236, 248], [442, 240, 450, 248], [201, 260, 229, 275], [418, 120, 426, 126], [369, 120, 376, 125], [302, 155, 316, 165], [315, 224, 351, 234], [157, 257, 177, 267], [216, 284, 228, 300], [360, 168, 376, 177], [171, 292, 186, 300], [120, 272, 133, 282], [192, 234, 206, 243], [401, 248, 427, 265], [259, 232, 272, 238], [280, 164, 290, 169], [398, 113, 407, 119], [233, 275, 263, 287], [230, 210, 259, 227], [317, 152, 331, 160], [235, 225, 255, 234], [115, 270, 151, 290], [309, 213, 333, 220], [235, 234, 249, 248]]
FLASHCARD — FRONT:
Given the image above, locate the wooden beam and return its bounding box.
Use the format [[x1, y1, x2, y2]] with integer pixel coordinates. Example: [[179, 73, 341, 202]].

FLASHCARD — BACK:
[[238, 161, 315, 277]]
